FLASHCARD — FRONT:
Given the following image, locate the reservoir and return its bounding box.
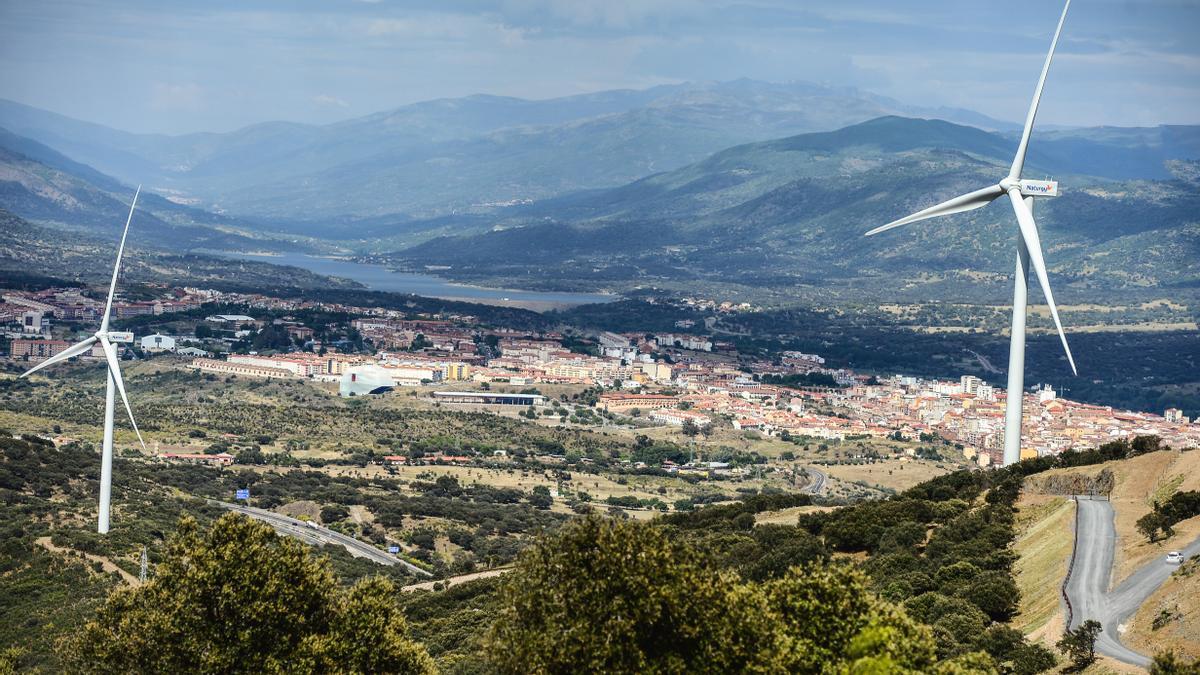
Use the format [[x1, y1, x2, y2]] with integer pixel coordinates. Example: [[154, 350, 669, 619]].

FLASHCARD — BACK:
[[223, 251, 615, 310]]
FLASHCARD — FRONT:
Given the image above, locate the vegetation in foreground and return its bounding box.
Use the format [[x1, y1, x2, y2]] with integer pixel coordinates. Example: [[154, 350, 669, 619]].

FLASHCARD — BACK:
[[487, 516, 989, 673], [4, 436, 1200, 673], [70, 515, 434, 674]]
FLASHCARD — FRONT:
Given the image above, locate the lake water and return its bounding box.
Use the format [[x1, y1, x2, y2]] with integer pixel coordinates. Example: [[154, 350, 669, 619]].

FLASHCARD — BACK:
[[223, 251, 615, 309]]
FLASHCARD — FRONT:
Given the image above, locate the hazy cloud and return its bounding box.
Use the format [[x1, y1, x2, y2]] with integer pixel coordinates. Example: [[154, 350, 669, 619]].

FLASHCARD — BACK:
[[0, 0, 1194, 134], [313, 94, 349, 107], [150, 83, 205, 112], [502, 0, 697, 29]]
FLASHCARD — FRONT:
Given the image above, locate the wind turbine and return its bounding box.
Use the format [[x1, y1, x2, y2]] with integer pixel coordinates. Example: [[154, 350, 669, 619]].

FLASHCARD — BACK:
[[21, 186, 146, 533], [865, 1, 1075, 467]]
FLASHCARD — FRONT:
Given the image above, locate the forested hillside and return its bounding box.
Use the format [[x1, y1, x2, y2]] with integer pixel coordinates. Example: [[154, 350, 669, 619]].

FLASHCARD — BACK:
[[0, 129, 309, 253], [6, 431, 1193, 672], [393, 117, 1200, 296]]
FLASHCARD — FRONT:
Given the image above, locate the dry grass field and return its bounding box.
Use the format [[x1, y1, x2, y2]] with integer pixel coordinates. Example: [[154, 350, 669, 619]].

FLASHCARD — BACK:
[[818, 457, 956, 494], [239, 461, 691, 506], [381, 464, 680, 503], [1011, 494, 1073, 637], [1028, 322, 1198, 334], [0, 408, 145, 450], [1126, 558, 1200, 661], [1072, 657, 1154, 674], [753, 504, 834, 526]]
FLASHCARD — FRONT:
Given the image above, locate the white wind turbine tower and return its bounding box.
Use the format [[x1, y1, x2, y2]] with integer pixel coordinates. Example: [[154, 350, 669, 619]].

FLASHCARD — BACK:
[[865, 1, 1076, 467], [21, 187, 146, 533]]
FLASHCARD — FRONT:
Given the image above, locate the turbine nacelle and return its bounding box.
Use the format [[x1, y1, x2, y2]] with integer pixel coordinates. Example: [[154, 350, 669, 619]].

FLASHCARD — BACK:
[[1018, 179, 1059, 198], [998, 178, 1057, 197]]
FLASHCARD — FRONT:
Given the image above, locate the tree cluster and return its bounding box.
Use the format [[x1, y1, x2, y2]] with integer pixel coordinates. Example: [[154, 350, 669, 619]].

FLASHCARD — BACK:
[[487, 516, 987, 673], [1137, 490, 1200, 542], [70, 514, 435, 673]]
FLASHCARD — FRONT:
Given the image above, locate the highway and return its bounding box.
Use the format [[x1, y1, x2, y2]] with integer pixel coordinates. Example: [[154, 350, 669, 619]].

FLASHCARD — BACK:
[[800, 466, 828, 494], [1065, 497, 1200, 667], [216, 501, 433, 577]]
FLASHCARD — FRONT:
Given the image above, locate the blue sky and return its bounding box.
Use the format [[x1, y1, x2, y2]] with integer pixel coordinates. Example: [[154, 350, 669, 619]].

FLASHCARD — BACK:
[[1, 0, 1197, 135]]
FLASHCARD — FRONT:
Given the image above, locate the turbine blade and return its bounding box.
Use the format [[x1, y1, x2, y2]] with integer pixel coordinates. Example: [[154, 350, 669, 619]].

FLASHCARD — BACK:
[[1008, 190, 1077, 375], [865, 185, 1003, 236], [19, 336, 98, 378], [1009, 0, 1071, 179], [100, 186, 141, 333], [99, 336, 147, 450]]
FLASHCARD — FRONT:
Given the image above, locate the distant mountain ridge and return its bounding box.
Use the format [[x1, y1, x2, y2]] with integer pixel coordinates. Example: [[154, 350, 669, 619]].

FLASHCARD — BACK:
[[2, 87, 1198, 302], [0, 79, 1019, 223], [0, 127, 306, 253], [390, 116, 1200, 296], [5, 80, 1194, 237]]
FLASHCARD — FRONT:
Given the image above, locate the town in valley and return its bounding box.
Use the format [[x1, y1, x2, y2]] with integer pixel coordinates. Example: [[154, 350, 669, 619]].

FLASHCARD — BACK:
[[6, 280, 1195, 489]]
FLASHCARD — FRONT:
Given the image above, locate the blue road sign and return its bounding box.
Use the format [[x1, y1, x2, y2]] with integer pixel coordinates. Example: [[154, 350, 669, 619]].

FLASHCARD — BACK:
[[387, 545, 400, 554], [235, 488, 250, 500]]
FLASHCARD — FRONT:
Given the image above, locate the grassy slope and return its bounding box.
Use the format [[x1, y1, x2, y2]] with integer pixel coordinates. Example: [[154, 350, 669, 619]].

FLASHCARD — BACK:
[[1075, 658, 1151, 675], [752, 504, 832, 525], [1012, 495, 1073, 637], [1126, 558, 1200, 661]]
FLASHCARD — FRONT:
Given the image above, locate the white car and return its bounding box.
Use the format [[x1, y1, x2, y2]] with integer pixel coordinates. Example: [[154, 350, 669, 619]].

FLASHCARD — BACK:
[[1166, 551, 1184, 564]]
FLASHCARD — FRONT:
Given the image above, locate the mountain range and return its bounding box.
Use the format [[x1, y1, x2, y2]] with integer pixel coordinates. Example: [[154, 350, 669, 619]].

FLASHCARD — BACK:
[[1, 81, 1198, 303], [389, 117, 1200, 298], [0, 79, 1019, 225], [0, 127, 304, 252]]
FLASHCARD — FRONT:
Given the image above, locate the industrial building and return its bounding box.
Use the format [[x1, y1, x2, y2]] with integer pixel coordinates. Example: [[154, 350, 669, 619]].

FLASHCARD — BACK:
[[432, 391, 546, 406], [340, 365, 398, 396], [140, 333, 177, 352]]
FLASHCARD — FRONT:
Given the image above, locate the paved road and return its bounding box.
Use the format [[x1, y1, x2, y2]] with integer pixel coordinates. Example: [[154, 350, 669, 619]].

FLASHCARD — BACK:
[[216, 501, 433, 577], [1066, 497, 1200, 667], [800, 466, 827, 495], [964, 349, 1003, 375]]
